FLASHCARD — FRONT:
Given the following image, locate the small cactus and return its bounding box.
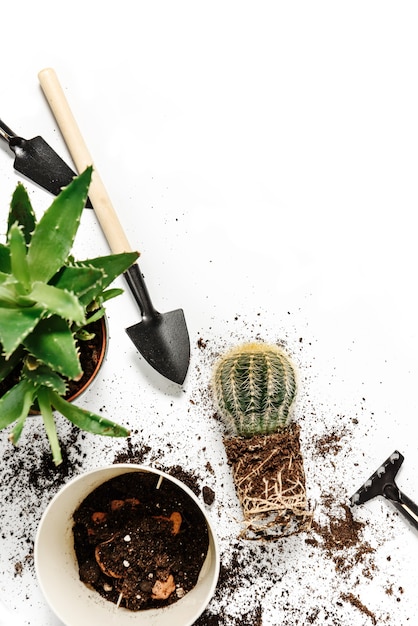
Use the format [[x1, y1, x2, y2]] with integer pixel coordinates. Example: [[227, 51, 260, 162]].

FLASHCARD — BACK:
[[212, 342, 297, 437]]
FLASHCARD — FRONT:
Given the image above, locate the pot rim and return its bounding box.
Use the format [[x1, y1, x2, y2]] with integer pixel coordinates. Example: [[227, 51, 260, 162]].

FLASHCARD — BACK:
[[67, 314, 109, 403], [34, 463, 220, 626]]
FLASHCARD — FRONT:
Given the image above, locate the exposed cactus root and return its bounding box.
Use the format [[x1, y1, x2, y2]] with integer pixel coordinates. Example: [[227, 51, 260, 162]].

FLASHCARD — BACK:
[[224, 423, 312, 539]]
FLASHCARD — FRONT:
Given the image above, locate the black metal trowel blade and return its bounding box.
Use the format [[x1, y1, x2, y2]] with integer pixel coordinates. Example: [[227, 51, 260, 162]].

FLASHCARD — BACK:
[[126, 308, 190, 385], [0, 119, 92, 206], [124, 264, 190, 385]]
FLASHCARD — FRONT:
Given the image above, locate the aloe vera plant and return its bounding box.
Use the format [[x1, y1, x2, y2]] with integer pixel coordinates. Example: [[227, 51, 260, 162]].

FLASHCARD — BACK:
[[0, 167, 138, 465]]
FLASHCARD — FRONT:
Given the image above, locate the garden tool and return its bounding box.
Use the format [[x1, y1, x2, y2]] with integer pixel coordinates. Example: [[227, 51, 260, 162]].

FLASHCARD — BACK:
[[0, 118, 91, 206], [38, 67, 190, 385], [350, 450, 418, 531]]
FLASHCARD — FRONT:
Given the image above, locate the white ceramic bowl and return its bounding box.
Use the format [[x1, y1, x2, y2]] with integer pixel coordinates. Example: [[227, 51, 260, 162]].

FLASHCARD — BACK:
[[35, 464, 220, 626]]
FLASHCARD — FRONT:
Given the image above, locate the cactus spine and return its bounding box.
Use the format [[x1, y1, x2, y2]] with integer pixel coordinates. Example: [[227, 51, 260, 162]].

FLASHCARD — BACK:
[[212, 342, 297, 437]]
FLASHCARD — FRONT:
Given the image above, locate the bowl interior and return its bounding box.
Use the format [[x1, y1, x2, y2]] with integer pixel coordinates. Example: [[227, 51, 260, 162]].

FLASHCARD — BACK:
[[35, 465, 219, 626]]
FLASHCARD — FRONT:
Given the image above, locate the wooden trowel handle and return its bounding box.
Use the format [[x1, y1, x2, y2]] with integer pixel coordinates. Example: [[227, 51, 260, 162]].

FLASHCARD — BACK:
[[38, 67, 132, 255]]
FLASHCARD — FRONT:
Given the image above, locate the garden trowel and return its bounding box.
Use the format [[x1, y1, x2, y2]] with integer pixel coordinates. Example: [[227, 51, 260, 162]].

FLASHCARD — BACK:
[[38, 67, 190, 385], [350, 450, 418, 532], [0, 118, 91, 206]]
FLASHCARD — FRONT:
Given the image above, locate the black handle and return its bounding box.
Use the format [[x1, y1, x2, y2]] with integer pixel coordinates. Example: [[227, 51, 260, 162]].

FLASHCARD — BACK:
[[0, 119, 16, 143], [123, 263, 159, 321], [0, 120, 26, 157], [384, 484, 418, 531]]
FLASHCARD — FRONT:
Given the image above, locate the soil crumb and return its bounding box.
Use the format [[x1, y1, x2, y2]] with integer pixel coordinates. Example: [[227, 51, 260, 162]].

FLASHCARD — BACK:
[[307, 499, 375, 574], [73, 471, 209, 611]]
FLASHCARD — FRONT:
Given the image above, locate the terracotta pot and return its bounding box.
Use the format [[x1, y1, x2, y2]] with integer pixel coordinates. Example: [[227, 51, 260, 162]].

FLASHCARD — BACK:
[[34, 464, 220, 626], [65, 315, 109, 403], [27, 316, 108, 415]]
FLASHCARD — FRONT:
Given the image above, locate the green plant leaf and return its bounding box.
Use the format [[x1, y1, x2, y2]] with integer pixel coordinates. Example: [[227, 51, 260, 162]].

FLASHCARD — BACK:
[[0, 244, 11, 274], [27, 167, 92, 283], [0, 271, 12, 285], [8, 223, 31, 292], [49, 389, 130, 437], [8, 183, 36, 245], [0, 346, 24, 383], [0, 307, 44, 357], [74, 328, 95, 341], [22, 362, 68, 396], [0, 379, 35, 430], [80, 308, 105, 328], [38, 387, 62, 466], [23, 315, 82, 380], [28, 282, 85, 325], [51, 265, 105, 300], [10, 410, 29, 445], [101, 288, 124, 302], [0, 283, 19, 306], [75, 252, 139, 305]]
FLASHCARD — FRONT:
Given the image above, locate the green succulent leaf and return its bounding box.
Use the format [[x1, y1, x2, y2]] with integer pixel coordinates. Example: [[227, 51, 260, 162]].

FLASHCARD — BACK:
[[51, 265, 105, 300], [49, 389, 130, 437], [74, 328, 96, 341], [8, 183, 36, 245], [0, 244, 11, 274], [0, 379, 35, 430], [10, 410, 29, 445], [79, 307, 105, 328], [38, 387, 62, 466], [0, 283, 19, 306], [0, 307, 44, 357], [100, 288, 124, 303], [0, 346, 24, 383], [8, 223, 31, 292], [27, 167, 92, 283], [0, 271, 12, 285], [23, 315, 82, 380], [22, 362, 68, 396], [75, 252, 139, 306], [28, 282, 85, 325]]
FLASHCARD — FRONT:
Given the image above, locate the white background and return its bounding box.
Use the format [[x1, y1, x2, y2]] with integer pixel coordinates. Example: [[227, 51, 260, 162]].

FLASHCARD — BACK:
[[1, 2, 418, 625]]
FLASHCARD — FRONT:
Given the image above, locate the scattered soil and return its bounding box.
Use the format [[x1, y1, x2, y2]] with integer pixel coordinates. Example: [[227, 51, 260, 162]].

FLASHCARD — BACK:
[[340, 592, 377, 625], [314, 426, 349, 457], [0, 321, 408, 625], [72, 471, 209, 611], [203, 485, 216, 505], [224, 423, 312, 538], [308, 499, 375, 574], [194, 603, 263, 626]]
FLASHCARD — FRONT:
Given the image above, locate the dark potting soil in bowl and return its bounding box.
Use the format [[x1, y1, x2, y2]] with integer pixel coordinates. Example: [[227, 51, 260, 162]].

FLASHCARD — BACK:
[[73, 472, 210, 611]]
